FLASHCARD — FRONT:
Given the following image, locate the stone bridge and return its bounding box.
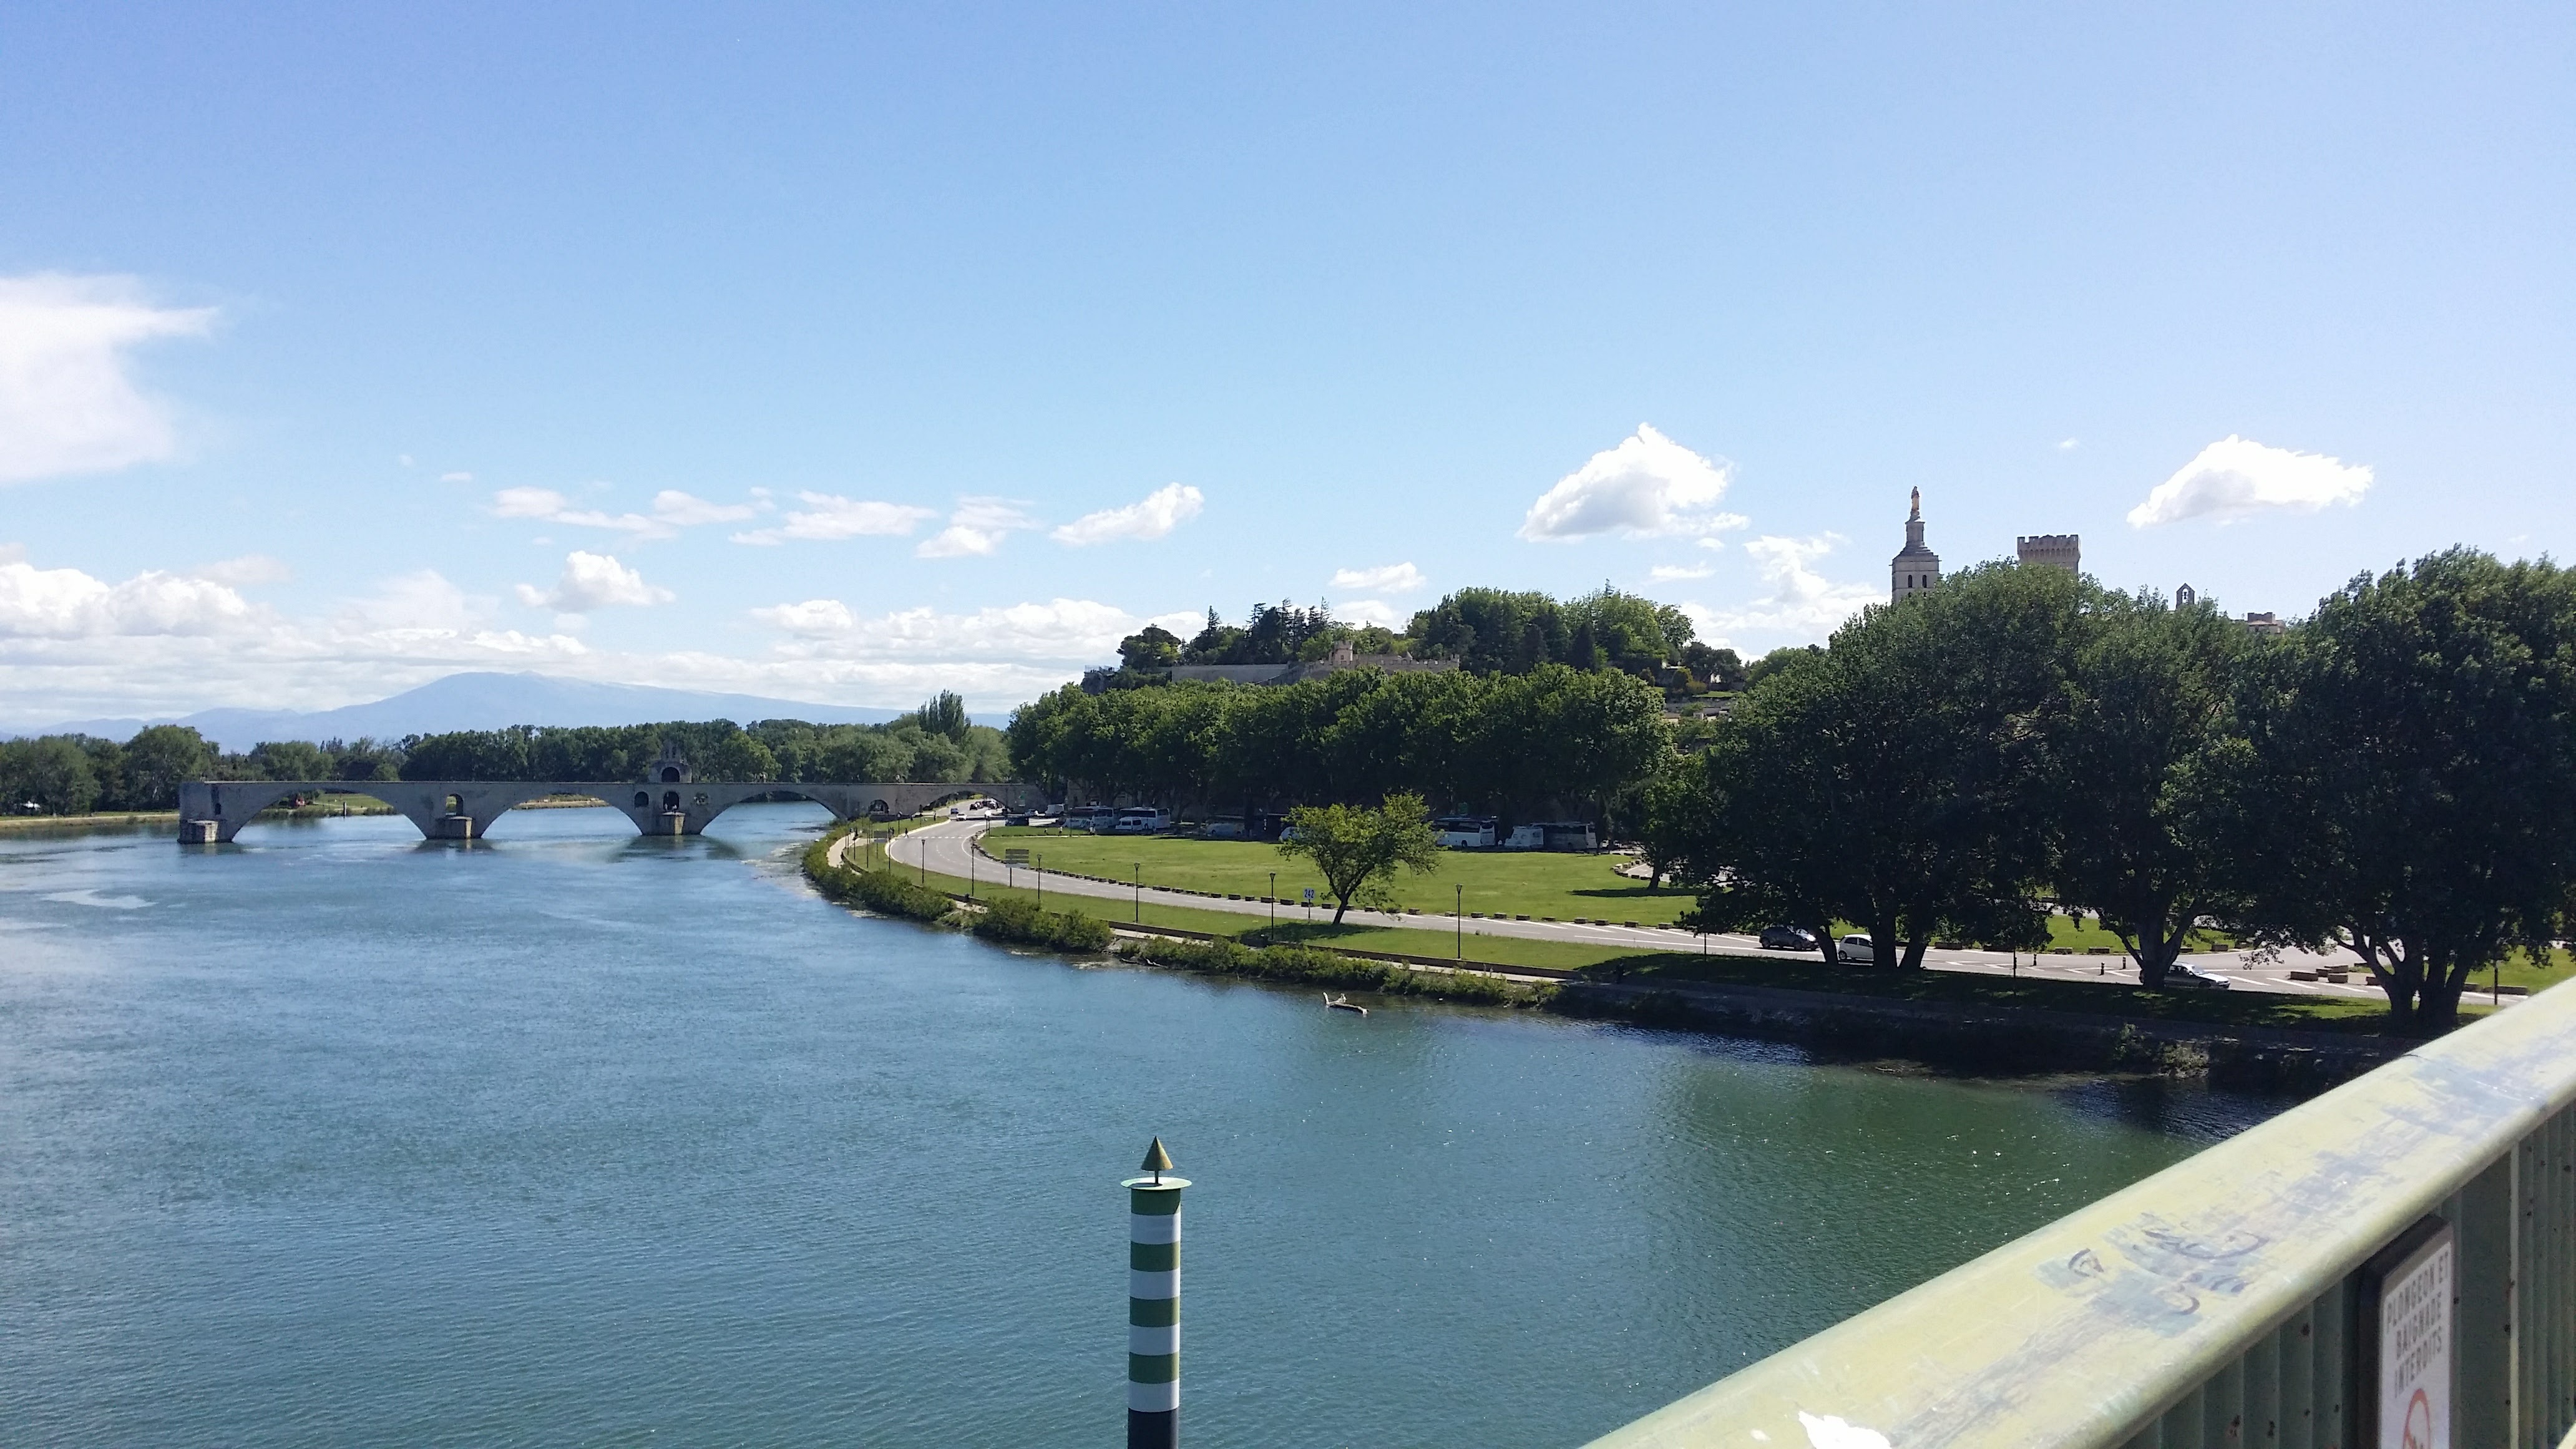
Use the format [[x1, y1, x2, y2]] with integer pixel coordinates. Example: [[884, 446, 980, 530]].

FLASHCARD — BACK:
[[176, 778, 1048, 844]]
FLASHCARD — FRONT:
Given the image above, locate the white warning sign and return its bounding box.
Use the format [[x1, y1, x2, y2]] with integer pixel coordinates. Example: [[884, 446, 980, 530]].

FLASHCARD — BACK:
[[2376, 1224, 2452, 1449]]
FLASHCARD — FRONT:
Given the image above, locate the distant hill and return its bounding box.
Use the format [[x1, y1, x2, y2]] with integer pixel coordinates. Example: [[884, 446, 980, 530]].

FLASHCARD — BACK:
[[11, 672, 939, 752]]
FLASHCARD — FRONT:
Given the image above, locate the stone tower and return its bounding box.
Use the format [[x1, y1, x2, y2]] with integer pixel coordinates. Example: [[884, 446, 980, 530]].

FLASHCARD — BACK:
[[1890, 487, 1941, 602], [2016, 534, 2081, 572]]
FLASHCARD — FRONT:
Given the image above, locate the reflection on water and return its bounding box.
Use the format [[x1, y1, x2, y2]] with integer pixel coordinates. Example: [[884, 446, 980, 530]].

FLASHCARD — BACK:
[[0, 806, 2286, 1448]]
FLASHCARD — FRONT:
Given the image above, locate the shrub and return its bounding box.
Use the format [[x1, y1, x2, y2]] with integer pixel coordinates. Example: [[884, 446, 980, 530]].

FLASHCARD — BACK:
[[972, 896, 1116, 952], [804, 837, 959, 924], [1113, 934, 1545, 1007]]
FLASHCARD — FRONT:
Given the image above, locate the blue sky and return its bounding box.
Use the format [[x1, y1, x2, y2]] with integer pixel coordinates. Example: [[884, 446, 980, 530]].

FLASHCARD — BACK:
[[2, 1, 2568, 720]]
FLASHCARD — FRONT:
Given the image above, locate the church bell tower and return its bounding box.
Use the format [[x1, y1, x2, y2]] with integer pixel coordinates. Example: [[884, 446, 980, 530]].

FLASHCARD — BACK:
[[1890, 487, 1941, 602]]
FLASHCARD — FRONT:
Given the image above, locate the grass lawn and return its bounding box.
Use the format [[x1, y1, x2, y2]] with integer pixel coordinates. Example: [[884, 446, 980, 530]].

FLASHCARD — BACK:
[[897, 856, 1641, 970], [980, 826, 1695, 924]]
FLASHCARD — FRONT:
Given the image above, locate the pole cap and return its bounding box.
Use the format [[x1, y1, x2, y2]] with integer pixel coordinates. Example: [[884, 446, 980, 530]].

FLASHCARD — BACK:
[[1121, 1136, 1188, 1190]]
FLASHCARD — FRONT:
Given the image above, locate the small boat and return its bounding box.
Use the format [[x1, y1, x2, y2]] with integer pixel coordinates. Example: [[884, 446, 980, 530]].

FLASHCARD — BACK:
[[1324, 993, 1368, 1016]]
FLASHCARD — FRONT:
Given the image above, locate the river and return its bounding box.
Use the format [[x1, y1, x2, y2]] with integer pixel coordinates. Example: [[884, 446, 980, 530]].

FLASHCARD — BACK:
[[0, 805, 2282, 1447]]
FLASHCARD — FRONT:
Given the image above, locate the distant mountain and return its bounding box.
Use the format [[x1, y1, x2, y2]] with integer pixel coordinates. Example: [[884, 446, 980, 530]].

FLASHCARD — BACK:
[[11, 672, 940, 752]]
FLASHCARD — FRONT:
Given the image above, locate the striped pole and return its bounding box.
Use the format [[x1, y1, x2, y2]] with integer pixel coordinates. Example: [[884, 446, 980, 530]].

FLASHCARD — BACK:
[[1124, 1138, 1189, 1449]]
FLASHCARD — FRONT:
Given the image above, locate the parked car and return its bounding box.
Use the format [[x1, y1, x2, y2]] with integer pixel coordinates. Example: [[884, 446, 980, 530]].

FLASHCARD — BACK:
[[1837, 934, 1877, 965], [2164, 963, 2233, 991], [1759, 925, 1817, 951]]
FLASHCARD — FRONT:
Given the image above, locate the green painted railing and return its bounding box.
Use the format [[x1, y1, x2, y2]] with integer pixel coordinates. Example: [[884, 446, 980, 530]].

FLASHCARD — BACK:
[[1583, 983, 2576, 1449]]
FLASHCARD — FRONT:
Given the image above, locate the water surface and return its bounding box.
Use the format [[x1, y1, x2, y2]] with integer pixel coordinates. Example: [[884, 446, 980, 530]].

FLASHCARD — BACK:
[[0, 806, 2280, 1447]]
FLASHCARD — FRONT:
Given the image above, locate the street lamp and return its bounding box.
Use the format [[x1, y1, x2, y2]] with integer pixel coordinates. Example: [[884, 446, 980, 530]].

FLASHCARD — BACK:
[[1134, 862, 1141, 924], [1268, 872, 1276, 932], [1455, 883, 1463, 962]]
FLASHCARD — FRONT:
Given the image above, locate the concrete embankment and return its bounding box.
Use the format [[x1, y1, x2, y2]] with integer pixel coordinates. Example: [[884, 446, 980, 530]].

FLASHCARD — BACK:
[[1546, 977, 2406, 1093]]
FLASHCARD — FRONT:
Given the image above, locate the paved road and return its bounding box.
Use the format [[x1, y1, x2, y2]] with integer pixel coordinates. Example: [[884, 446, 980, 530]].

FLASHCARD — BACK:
[[879, 821, 2467, 1003]]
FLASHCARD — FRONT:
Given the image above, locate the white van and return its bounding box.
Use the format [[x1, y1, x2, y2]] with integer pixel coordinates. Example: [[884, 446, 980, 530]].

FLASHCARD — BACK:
[[1110, 807, 1167, 834]]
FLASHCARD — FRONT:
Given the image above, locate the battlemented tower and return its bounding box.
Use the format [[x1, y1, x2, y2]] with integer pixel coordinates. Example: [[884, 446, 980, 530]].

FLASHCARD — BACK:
[[1890, 487, 1941, 602], [2016, 533, 2081, 572]]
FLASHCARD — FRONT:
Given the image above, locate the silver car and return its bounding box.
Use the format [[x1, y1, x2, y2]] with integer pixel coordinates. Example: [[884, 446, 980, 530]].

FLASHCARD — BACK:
[[1837, 934, 1877, 965], [2164, 963, 2232, 991]]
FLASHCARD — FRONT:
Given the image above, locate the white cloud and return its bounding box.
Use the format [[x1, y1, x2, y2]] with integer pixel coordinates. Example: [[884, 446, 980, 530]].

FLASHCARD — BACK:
[[1676, 533, 1879, 646], [494, 485, 768, 539], [0, 273, 216, 485], [1649, 563, 1713, 581], [441, 471, 475, 483], [513, 551, 673, 612], [1051, 484, 1204, 546], [2057, 438, 2079, 452], [1330, 562, 1427, 594], [0, 559, 257, 638], [748, 598, 857, 637], [190, 554, 293, 587], [1518, 424, 1744, 542], [648, 489, 757, 526], [1335, 599, 1410, 629], [0, 557, 599, 726], [2127, 436, 2372, 527], [733, 491, 937, 545], [749, 595, 1197, 665], [917, 497, 1040, 559]]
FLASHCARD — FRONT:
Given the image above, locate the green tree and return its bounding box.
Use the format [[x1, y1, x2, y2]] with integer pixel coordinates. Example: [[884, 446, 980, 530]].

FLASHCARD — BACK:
[[122, 724, 214, 806], [699, 731, 779, 781], [1687, 565, 2085, 968], [2039, 592, 2251, 986], [912, 690, 972, 743], [247, 739, 332, 781], [1118, 625, 1183, 670], [817, 730, 915, 782], [1631, 758, 1713, 890], [0, 736, 102, 815], [2232, 551, 2576, 1033], [1274, 793, 1442, 924]]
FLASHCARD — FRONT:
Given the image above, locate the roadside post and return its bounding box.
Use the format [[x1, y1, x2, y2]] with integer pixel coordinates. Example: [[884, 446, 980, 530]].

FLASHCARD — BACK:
[[1455, 884, 1463, 961], [1133, 863, 1141, 924], [1125, 1139, 1188, 1449]]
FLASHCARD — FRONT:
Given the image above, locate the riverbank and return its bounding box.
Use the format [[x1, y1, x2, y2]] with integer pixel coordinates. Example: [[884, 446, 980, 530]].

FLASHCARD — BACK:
[[803, 822, 2424, 1092]]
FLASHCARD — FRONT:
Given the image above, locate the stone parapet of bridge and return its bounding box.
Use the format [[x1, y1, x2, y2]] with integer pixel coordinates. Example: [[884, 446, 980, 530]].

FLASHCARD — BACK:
[[176, 779, 1046, 844], [1580, 977, 2576, 1449]]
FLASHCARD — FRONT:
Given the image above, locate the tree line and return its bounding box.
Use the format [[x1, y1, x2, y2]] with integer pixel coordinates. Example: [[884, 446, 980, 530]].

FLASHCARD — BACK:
[[1007, 663, 1669, 824], [1110, 586, 1748, 694], [1664, 549, 2576, 1034], [0, 724, 265, 816], [395, 695, 1008, 783], [0, 693, 1007, 814]]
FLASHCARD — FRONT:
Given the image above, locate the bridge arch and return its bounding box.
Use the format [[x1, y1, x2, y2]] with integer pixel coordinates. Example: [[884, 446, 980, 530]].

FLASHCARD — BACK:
[[178, 779, 1050, 843]]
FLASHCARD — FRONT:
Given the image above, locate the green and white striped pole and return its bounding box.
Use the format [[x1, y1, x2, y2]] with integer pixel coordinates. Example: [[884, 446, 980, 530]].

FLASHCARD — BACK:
[[1124, 1138, 1189, 1449]]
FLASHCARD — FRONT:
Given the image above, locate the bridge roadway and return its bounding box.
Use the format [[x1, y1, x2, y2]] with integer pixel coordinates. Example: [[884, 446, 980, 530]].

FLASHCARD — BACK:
[[176, 778, 1045, 844], [886, 819, 2415, 1002]]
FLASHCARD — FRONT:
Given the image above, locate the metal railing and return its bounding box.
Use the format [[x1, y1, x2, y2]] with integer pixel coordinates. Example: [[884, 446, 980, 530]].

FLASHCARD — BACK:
[[1583, 982, 2576, 1449]]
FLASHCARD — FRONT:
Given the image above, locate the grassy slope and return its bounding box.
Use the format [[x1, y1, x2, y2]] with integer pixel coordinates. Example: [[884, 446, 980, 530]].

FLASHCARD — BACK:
[[897, 854, 2472, 1031]]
